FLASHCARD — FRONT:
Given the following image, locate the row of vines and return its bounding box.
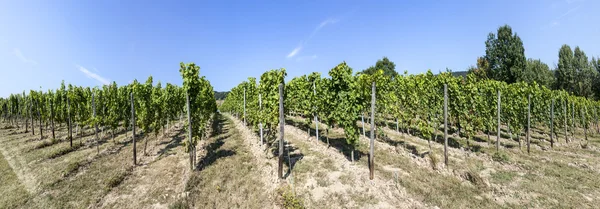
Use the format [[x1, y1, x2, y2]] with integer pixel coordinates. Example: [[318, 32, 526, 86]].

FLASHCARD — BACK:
[[222, 62, 600, 161], [0, 62, 217, 169]]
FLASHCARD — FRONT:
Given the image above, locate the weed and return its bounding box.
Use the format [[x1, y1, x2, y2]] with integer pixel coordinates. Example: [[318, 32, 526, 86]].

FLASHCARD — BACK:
[[47, 143, 84, 159], [463, 170, 487, 188], [428, 152, 439, 170], [168, 199, 189, 209], [106, 171, 128, 189], [277, 186, 304, 209], [492, 152, 509, 163]]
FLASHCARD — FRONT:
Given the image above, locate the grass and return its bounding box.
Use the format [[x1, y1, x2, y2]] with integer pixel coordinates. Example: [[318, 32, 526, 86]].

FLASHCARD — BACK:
[[492, 151, 510, 163], [314, 171, 331, 187], [184, 115, 274, 208], [0, 152, 30, 208], [490, 171, 517, 184], [277, 185, 305, 209]]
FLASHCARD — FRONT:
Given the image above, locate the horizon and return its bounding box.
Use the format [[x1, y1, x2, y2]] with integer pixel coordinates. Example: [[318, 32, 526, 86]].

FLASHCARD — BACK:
[[1, 0, 599, 97]]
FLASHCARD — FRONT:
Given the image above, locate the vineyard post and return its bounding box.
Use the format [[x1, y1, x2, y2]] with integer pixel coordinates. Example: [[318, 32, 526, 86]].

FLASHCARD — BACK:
[[25, 99, 29, 133], [496, 90, 500, 152], [278, 83, 284, 180], [186, 92, 193, 170], [593, 105, 600, 134], [550, 98, 554, 148], [37, 100, 42, 139], [313, 81, 319, 140], [68, 95, 72, 147], [50, 100, 55, 140], [361, 114, 365, 137], [564, 100, 568, 143], [572, 101, 575, 140], [259, 93, 263, 145], [594, 105, 600, 134], [31, 98, 34, 135], [443, 84, 448, 166], [583, 106, 587, 141], [93, 93, 99, 154], [527, 94, 530, 154], [396, 118, 399, 132], [131, 92, 137, 166], [369, 82, 375, 180], [243, 87, 246, 126]]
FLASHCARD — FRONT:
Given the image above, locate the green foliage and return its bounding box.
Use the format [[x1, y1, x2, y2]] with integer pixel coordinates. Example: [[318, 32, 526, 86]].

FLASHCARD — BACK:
[[492, 152, 510, 163], [361, 57, 399, 79], [329, 62, 361, 147], [277, 186, 305, 209], [484, 25, 526, 84], [180, 62, 217, 152], [522, 59, 554, 89]]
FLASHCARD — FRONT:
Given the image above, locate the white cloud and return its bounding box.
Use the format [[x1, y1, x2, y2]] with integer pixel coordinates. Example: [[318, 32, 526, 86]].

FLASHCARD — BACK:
[[13, 48, 37, 65], [76, 64, 110, 85], [287, 46, 303, 58], [286, 18, 339, 58], [556, 5, 581, 19]]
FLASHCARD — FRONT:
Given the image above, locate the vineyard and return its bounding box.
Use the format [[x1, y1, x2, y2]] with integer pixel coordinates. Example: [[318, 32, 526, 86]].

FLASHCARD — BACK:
[[2, 61, 600, 208], [220, 62, 600, 208]]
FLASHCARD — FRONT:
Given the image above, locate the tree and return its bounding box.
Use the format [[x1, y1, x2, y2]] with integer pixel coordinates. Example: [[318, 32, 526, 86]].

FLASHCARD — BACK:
[[573, 47, 596, 98], [484, 25, 526, 83], [467, 57, 490, 80], [361, 57, 399, 79], [521, 59, 554, 88], [555, 44, 576, 93], [555, 45, 597, 98], [592, 57, 600, 100]]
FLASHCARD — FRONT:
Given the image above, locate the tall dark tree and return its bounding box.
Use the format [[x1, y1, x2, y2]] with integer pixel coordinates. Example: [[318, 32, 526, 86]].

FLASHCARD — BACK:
[[573, 47, 596, 98], [592, 57, 600, 99], [520, 58, 554, 88], [555, 44, 575, 93], [361, 57, 399, 79], [555, 45, 596, 98], [484, 25, 526, 83]]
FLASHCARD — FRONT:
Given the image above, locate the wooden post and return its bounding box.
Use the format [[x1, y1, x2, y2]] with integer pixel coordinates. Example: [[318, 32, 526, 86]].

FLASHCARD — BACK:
[[278, 84, 284, 179], [93, 93, 99, 154], [313, 82, 319, 140], [369, 82, 375, 180], [186, 92, 194, 170], [497, 90, 501, 152], [583, 106, 588, 141], [67, 95, 72, 147], [131, 92, 137, 166], [25, 100, 29, 133], [595, 105, 599, 135], [50, 100, 55, 140], [527, 94, 530, 154], [564, 100, 568, 143], [37, 100, 42, 139], [572, 101, 575, 139], [444, 84, 448, 166], [550, 98, 554, 148], [243, 87, 246, 126], [361, 114, 365, 137], [31, 99, 34, 135], [259, 93, 263, 145]]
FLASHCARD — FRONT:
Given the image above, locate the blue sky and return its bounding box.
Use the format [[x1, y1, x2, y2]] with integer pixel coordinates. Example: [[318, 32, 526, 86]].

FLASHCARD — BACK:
[[1, 0, 599, 97]]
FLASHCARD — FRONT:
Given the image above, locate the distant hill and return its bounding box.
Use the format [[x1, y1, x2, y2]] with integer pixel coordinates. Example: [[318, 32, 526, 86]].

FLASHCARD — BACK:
[[214, 91, 229, 100]]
